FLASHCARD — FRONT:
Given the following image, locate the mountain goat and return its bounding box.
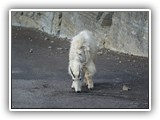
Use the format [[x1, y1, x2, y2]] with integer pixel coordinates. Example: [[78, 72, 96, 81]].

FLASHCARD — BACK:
[[68, 30, 97, 93]]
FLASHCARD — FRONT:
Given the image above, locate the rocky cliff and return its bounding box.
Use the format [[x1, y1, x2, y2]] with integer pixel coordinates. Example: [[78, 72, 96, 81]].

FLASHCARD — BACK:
[[11, 11, 149, 57]]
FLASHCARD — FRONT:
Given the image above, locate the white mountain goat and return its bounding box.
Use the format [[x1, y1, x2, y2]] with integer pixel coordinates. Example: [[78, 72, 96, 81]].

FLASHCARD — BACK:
[[68, 30, 97, 93]]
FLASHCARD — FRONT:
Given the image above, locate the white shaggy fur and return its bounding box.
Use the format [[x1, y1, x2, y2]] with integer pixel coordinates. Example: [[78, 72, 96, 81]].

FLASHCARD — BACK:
[[68, 30, 97, 92]]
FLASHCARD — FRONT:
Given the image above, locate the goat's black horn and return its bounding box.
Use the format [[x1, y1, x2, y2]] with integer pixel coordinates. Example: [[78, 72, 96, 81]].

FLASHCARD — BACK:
[[78, 66, 81, 78], [70, 67, 75, 78]]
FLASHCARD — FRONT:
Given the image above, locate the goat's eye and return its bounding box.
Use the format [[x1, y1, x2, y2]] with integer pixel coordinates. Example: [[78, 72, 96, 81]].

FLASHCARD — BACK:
[[80, 78, 82, 81]]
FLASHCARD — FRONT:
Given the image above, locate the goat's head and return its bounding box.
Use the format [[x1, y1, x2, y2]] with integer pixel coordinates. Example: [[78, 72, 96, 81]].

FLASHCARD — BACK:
[[69, 65, 82, 93]]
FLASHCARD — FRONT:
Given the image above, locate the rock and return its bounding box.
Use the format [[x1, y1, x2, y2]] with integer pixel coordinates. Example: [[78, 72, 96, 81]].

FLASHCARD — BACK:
[[97, 51, 103, 55], [29, 48, 33, 53], [29, 38, 32, 42], [48, 46, 52, 49], [57, 47, 63, 50], [107, 49, 111, 52], [50, 40, 54, 43], [122, 85, 131, 91], [44, 37, 49, 41], [119, 61, 122, 63], [101, 12, 114, 26]]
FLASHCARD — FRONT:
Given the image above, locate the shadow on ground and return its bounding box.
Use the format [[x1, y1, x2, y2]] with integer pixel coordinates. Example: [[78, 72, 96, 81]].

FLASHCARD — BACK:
[[11, 26, 149, 109]]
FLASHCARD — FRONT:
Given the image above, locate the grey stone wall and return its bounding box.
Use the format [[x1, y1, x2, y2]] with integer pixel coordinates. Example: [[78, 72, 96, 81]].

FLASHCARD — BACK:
[[11, 11, 149, 57], [105, 12, 149, 56]]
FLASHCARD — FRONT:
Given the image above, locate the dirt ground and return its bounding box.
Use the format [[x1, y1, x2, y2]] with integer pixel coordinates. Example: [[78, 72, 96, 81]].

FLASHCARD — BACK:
[[11, 26, 149, 109]]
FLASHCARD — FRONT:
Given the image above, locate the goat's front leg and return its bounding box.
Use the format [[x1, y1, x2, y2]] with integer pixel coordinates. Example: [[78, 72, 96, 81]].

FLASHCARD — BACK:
[[71, 81, 75, 89], [85, 71, 94, 90], [84, 75, 88, 86]]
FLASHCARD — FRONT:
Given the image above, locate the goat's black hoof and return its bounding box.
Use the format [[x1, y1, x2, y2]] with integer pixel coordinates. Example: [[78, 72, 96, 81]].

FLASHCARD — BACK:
[[88, 88, 93, 90]]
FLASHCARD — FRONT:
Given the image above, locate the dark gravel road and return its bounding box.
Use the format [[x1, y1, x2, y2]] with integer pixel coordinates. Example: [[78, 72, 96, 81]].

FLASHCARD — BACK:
[[11, 26, 149, 109]]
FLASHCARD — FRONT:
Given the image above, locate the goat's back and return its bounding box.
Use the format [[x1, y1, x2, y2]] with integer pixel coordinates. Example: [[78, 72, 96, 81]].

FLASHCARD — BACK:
[[70, 30, 97, 60]]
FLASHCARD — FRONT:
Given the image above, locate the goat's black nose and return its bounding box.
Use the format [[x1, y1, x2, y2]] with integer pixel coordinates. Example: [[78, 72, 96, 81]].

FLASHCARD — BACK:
[[76, 91, 81, 93]]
